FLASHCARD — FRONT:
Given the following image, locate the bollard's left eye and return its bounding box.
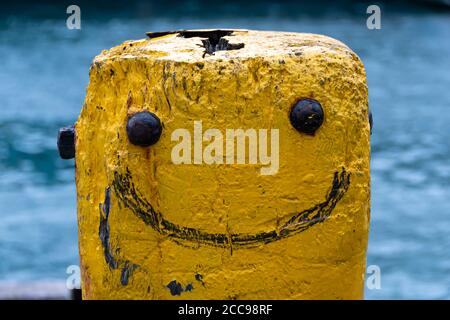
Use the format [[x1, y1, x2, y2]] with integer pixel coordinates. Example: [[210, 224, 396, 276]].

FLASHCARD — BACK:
[[126, 111, 162, 147], [289, 98, 324, 135]]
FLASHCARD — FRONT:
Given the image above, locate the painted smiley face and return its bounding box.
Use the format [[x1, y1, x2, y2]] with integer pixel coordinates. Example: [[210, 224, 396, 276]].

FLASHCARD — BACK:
[[110, 98, 351, 248]]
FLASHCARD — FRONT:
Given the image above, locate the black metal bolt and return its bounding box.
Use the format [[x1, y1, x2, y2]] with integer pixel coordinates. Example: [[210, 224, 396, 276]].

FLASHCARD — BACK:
[[126, 111, 162, 147], [57, 126, 76, 160], [289, 98, 324, 135]]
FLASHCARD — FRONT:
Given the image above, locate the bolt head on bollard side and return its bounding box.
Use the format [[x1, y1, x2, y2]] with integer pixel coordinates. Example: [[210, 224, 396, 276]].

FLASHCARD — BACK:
[[57, 126, 76, 159], [74, 30, 370, 300]]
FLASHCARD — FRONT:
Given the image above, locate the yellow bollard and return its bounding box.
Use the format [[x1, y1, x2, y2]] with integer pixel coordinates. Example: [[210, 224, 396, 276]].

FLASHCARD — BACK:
[[73, 29, 370, 299]]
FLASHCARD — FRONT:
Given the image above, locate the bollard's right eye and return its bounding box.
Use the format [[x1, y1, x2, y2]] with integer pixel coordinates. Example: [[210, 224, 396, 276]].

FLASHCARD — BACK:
[[126, 111, 162, 147], [289, 98, 324, 135]]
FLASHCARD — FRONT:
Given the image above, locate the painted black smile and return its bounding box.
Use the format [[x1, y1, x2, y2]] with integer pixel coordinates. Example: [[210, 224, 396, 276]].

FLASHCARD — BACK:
[[111, 168, 350, 248]]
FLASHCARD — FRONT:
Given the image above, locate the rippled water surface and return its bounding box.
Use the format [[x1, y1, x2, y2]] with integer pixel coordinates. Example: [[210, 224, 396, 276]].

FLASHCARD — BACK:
[[0, 3, 449, 299]]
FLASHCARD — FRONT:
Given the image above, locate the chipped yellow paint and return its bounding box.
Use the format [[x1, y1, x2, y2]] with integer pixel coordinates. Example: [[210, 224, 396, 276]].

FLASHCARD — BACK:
[[75, 30, 370, 300]]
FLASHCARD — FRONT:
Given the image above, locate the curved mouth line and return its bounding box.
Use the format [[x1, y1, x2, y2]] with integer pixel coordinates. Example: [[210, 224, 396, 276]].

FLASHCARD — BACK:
[[111, 168, 350, 248]]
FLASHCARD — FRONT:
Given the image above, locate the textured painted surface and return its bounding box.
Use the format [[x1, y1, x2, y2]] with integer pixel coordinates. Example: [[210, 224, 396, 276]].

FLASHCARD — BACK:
[[75, 30, 370, 299]]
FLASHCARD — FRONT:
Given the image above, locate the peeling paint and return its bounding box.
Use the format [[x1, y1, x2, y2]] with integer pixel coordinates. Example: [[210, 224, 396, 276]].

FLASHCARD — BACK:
[[166, 280, 193, 296]]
